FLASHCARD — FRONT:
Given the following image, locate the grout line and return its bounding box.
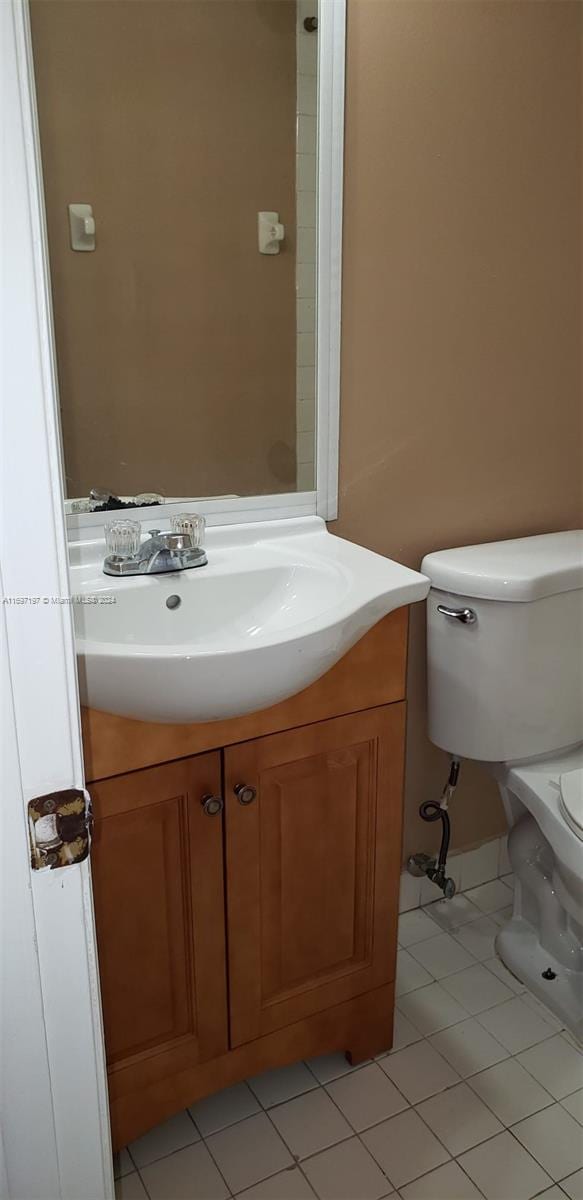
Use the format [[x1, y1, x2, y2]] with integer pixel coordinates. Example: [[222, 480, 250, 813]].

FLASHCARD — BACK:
[[504, 1123, 558, 1182], [135, 1166, 152, 1200], [126, 1145, 138, 1172], [351, 1129, 399, 1195], [124, 1125, 202, 1171], [454, 1158, 489, 1200], [185, 1106, 200, 1137], [302, 1056, 373, 1088], [463, 1066, 556, 1125], [198, 1125, 238, 1198], [262, 1088, 353, 1164], [292, 1158, 320, 1199], [115, 878, 580, 1199]]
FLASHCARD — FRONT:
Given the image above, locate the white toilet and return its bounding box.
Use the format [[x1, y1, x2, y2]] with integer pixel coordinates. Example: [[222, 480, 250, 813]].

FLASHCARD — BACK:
[[421, 530, 583, 1041]]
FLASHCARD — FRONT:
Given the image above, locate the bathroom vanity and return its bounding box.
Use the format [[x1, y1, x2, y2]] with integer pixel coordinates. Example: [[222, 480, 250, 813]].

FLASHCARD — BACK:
[[25, 0, 429, 1173], [84, 609, 409, 1149]]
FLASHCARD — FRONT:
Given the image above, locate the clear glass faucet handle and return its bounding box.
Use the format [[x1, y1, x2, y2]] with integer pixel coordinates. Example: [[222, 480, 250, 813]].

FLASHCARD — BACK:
[[171, 512, 206, 548], [104, 519, 141, 558]]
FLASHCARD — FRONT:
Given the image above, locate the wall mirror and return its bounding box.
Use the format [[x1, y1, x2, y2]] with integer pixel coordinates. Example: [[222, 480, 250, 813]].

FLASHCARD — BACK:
[[29, 0, 345, 527]]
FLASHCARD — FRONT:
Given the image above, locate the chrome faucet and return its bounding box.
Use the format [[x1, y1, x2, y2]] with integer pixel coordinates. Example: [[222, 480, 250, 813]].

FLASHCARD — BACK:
[[103, 528, 207, 576]]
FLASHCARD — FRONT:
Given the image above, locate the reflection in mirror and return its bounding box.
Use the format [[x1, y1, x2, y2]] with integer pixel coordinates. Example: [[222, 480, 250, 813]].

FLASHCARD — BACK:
[[30, 0, 318, 509]]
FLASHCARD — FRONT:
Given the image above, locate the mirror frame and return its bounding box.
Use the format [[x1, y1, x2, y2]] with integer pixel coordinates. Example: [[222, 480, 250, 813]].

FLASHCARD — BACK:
[[25, 0, 346, 534]]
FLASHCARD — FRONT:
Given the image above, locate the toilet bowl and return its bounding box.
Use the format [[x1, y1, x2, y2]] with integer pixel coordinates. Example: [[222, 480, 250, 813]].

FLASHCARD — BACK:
[[494, 748, 583, 1039], [421, 530, 583, 1041], [559, 766, 583, 844]]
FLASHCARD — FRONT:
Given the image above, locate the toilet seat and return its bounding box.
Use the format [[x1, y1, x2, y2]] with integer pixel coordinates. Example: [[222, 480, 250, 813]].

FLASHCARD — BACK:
[[559, 768, 583, 842]]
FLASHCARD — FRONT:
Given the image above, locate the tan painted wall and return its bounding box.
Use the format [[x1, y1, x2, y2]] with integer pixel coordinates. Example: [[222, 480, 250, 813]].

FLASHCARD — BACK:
[[30, 0, 297, 500], [336, 0, 583, 861]]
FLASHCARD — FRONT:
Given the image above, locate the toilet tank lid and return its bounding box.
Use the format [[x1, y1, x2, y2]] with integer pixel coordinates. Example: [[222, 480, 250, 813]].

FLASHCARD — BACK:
[[421, 530, 583, 602]]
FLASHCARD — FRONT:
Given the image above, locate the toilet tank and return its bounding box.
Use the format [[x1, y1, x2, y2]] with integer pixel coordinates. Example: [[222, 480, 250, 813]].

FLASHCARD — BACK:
[[421, 531, 583, 763]]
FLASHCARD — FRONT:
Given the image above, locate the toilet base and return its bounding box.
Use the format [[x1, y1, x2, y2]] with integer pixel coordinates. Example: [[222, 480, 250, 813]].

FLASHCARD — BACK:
[[496, 918, 583, 1045]]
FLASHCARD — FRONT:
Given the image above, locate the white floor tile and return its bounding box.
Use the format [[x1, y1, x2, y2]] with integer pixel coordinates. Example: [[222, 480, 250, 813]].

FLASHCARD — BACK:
[[468, 1058, 554, 1125], [423, 895, 482, 932], [206, 1112, 293, 1193], [564, 1029, 583, 1050], [388, 1009, 424, 1053], [501, 871, 515, 888], [521, 991, 565, 1032], [397, 982, 468, 1035], [453, 916, 499, 962], [441, 963, 514, 1014], [302, 1136, 392, 1200], [429, 1017, 509, 1077], [189, 1081, 260, 1137], [478, 996, 556, 1053], [269, 1088, 352, 1161], [465, 879, 514, 915], [380, 1039, 459, 1104], [562, 1089, 583, 1125], [408, 932, 475, 980], [416, 1081, 502, 1155], [306, 1053, 368, 1085], [460, 841, 500, 891], [399, 872, 421, 913], [109, 873, 582, 1200], [326, 1062, 407, 1131], [562, 1168, 583, 1200], [248, 1062, 318, 1108], [140, 1141, 229, 1200], [129, 1110, 199, 1167], [362, 1108, 449, 1189], [398, 908, 441, 947], [235, 1166, 316, 1199], [517, 1035, 583, 1100], [484, 955, 526, 994], [115, 1175, 149, 1200], [399, 1160, 482, 1200], [395, 949, 433, 996], [490, 905, 513, 926], [513, 1103, 583, 1181], [113, 1149, 133, 1180], [498, 837, 511, 877], [458, 1130, 552, 1200]]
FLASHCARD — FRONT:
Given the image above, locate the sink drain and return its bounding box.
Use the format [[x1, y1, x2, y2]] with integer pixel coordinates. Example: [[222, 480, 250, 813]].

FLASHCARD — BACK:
[[166, 594, 181, 610]]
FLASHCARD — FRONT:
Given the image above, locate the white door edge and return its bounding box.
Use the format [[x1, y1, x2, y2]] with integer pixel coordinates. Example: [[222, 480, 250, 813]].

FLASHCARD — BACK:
[[1, 1, 112, 1196]]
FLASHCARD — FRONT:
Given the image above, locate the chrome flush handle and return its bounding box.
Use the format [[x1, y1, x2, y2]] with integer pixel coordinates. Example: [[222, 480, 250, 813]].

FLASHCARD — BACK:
[[436, 604, 477, 625]]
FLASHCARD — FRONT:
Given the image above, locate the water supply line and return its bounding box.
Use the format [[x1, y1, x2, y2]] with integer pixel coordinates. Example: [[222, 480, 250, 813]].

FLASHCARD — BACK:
[[408, 758, 461, 899]]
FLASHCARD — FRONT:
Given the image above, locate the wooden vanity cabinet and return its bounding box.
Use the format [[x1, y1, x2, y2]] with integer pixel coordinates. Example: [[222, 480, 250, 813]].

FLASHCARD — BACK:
[[90, 754, 228, 1074], [86, 611, 409, 1149], [225, 706, 405, 1046]]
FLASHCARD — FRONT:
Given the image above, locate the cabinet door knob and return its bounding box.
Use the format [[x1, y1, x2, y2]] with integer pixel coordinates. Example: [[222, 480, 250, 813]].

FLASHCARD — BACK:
[[201, 794, 224, 816], [234, 783, 257, 806]]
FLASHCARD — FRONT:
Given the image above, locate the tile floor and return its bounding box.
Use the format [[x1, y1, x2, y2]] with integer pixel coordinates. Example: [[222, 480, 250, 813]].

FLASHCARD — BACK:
[[114, 874, 583, 1200]]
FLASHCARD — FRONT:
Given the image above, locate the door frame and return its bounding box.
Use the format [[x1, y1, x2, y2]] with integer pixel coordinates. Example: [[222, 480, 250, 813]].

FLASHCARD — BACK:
[[1, 1, 112, 1196]]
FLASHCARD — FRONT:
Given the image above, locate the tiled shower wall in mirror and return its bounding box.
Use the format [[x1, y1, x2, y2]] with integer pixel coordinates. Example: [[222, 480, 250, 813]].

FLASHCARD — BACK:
[[296, 0, 318, 492]]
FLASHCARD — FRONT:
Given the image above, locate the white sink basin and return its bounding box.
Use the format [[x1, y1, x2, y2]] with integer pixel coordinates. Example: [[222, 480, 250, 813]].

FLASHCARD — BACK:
[[71, 517, 429, 723]]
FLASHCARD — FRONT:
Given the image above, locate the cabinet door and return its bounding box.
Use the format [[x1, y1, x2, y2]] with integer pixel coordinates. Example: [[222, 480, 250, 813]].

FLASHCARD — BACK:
[[90, 754, 228, 1080], [225, 705, 405, 1046]]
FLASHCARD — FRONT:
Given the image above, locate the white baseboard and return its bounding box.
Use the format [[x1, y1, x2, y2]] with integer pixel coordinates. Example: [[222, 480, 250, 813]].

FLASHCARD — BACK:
[[399, 833, 509, 912]]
